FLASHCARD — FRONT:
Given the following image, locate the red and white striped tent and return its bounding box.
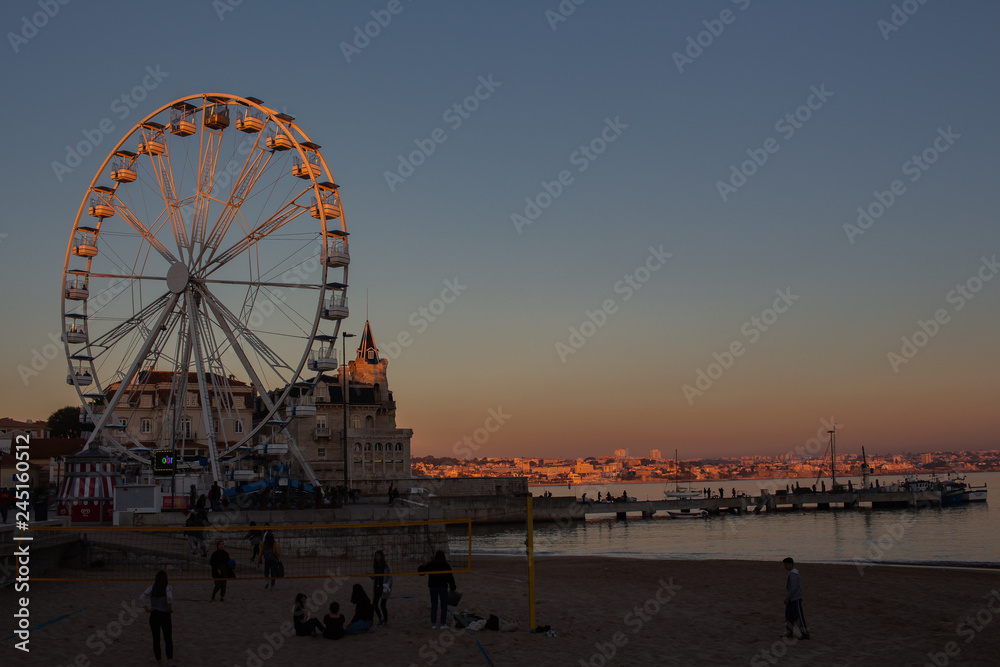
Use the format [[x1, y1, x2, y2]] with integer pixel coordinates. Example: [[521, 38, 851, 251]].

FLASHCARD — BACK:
[[57, 445, 119, 524]]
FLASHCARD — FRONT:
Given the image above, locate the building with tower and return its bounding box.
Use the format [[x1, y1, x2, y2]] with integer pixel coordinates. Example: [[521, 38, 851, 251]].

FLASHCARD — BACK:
[[283, 320, 413, 489]]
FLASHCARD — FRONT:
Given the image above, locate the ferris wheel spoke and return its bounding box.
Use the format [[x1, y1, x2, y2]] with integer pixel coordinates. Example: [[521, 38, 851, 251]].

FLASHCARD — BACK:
[[85, 272, 167, 282], [186, 292, 223, 481], [85, 292, 180, 444], [86, 293, 173, 354], [111, 201, 179, 264], [196, 285, 295, 376], [198, 141, 275, 266], [144, 142, 190, 261], [203, 278, 322, 290], [202, 196, 313, 274]]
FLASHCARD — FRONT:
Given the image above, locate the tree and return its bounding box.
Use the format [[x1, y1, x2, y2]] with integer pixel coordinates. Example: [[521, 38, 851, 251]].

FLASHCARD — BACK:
[[47, 406, 81, 438]]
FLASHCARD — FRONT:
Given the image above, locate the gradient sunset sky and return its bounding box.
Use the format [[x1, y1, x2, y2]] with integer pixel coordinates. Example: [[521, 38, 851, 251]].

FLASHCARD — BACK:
[[1, 0, 998, 459]]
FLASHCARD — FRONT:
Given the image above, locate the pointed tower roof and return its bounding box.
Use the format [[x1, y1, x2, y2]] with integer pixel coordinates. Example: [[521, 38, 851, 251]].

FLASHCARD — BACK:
[[356, 320, 380, 364]]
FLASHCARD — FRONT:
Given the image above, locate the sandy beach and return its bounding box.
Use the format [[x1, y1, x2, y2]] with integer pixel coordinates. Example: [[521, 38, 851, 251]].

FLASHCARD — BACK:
[[4, 557, 999, 666]]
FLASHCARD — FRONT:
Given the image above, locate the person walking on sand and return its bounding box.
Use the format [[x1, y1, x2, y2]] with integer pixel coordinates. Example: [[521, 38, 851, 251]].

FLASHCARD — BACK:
[[418, 550, 457, 629], [210, 540, 233, 601], [244, 521, 262, 562], [782, 557, 810, 640], [258, 530, 280, 590], [140, 570, 175, 666], [371, 550, 393, 626]]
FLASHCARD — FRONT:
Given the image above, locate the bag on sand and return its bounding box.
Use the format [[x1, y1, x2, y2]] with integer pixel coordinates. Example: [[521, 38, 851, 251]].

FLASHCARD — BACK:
[[447, 590, 462, 606], [275, 560, 285, 578]]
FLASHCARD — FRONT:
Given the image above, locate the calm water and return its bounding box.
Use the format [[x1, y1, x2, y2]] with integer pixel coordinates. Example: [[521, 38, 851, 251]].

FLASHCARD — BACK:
[[452, 472, 999, 566]]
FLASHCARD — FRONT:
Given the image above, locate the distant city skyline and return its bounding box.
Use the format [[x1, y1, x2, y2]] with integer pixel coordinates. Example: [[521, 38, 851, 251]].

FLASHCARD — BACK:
[[1, 2, 998, 460]]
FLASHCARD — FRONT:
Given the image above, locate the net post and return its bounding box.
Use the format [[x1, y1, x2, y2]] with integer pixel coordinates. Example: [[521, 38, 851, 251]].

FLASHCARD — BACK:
[[527, 494, 536, 630]]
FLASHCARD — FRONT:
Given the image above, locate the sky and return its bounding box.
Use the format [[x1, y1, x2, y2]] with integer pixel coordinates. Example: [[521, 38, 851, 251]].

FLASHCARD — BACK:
[[1, 0, 999, 460]]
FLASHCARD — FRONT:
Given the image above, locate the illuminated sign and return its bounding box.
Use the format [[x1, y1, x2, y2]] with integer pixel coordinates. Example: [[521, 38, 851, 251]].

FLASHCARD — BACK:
[[153, 450, 175, 475]]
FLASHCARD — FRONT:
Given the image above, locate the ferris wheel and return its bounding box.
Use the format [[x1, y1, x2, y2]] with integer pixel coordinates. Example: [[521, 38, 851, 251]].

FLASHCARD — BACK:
[[61, 93, 349, 487]]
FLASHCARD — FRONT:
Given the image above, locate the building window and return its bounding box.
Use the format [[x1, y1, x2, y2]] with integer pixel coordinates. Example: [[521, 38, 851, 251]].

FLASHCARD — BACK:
[[395, 442, 403, 451], [351, 415, 360, 429], [316, 416, 327, 429], [140, 395, 152, 408], [234, 420, 244, 434], [364, 415, 374, 430], [180, 419, 192, 439], [375, 443, 382, 452], [119, 418, 127, 427], [364, 442, 372, 451], [354, 443, 362, 453], [214, 419, 220, 433], [185, 393, 198, 407], [140, 418, 151, 434], [317, 448, 326, 458], [234, 396, 245, 409]]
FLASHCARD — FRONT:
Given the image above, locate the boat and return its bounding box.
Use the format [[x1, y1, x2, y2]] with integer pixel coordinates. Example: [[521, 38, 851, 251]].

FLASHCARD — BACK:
[[664, 449, 702, 499], [962, 483, 988, 502], [665, 508, 708, 519]]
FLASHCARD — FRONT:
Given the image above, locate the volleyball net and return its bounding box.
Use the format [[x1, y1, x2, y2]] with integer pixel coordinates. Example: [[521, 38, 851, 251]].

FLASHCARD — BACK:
[[24, 519, 471, 582]]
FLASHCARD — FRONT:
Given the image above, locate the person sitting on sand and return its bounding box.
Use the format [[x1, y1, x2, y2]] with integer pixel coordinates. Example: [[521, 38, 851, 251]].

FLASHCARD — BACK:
[[323, 602, 346, 640], [346, 584, 375, 634], [293, 593, 323, 636]]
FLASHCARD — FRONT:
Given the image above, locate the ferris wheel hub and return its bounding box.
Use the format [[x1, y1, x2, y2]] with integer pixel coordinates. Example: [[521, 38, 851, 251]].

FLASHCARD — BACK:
[[166, 262, 190, 294]]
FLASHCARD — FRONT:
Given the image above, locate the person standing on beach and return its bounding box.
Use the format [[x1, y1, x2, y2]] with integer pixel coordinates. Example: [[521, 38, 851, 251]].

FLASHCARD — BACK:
[[210, 540, 233, 601], [418, 550, 457, 629], [258, 530, 280, 590], [140, 570, 175, 666], [782, 557, 810, 640], [245, 521, 262, 562], [371, 550, 393, 626]]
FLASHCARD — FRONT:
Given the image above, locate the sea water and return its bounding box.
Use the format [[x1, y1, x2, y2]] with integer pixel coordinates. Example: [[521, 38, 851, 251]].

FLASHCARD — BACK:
[[452, 472, 998, 566]]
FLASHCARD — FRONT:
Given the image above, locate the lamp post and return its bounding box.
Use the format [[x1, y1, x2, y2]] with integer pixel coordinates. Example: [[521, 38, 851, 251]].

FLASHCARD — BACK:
[[341, 332, 355, 494]]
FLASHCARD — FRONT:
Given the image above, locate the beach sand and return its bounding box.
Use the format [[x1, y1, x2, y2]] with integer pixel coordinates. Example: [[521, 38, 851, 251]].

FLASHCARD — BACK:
[[4, 557, 999, 666]]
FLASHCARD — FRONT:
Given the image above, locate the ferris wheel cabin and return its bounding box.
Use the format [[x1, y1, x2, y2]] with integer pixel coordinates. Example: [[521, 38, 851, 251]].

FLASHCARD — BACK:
[[311, 182, 342, 219], [203, 100, 230, 130], [236, 101, 265, 133], [63, 313, 88, 344], [170, 102, 197, 136], [292, 142, 322, 179], [88, 186, 115, 219], [308, 335, 338, 372], [322, 283, 349, 320], [65, 270, 89, 301], [111, 150, 138, 183], [72, 227, 99, 258], [137, 122, 166, 155], [325, 229, 350, 268]]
